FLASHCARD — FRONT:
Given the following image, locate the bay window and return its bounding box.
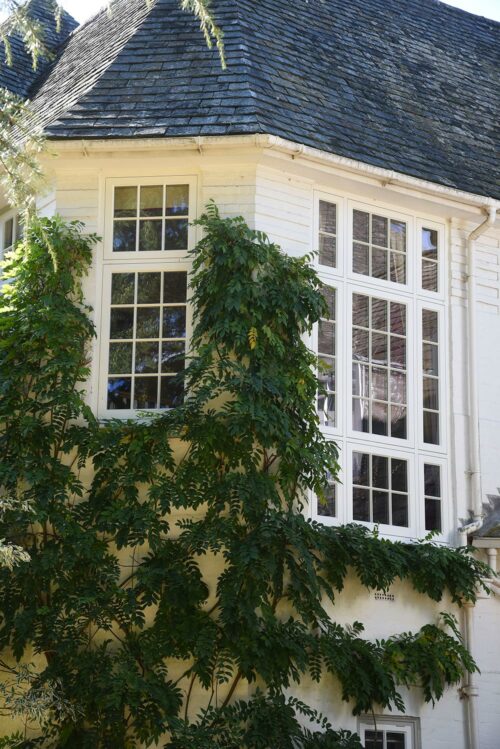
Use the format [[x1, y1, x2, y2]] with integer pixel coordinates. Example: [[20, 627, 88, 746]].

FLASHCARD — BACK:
[[314, 195, 447, 539]]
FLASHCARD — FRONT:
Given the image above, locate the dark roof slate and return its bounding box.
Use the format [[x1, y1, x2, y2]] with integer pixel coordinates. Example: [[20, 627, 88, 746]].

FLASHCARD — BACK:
[[18, 0, 500, 198], [0, 0, 77, 98]]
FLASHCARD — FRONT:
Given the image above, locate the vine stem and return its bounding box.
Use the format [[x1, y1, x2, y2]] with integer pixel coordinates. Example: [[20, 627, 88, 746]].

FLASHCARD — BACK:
[[221, 669, 242, 708]]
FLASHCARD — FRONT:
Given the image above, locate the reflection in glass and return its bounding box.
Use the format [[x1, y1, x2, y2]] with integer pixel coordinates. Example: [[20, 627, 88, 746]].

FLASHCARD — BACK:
[[163, 307, 186, 338], [114, 186, 137, 217], [164, 271, 188, 303], [140, 185, 162, 216], [139, 220, 162, 251], [137, 273, 161, 304], [111, 273, 135, 304], [135, 342, 159, 373], [113, 221, 136, 252], [166, 185, 189, 216], [134, 377, 158, 409], [319, 235, 336, 267], [162, 341, 185, 373], [136, 307, 160, 339], [110, 308, 134, 339], [107, 377, 131, 409], [165, 219, 188, 250], [109, 342, 133, 374], [319, 200, 336, 234], [160, 378, 184, 408]]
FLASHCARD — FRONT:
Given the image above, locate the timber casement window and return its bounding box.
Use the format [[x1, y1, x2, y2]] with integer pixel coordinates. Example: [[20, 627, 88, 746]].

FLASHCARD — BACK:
[[313, 194, 448, 539], [100, 178, 196, 417], [359, 717, 420, 749]]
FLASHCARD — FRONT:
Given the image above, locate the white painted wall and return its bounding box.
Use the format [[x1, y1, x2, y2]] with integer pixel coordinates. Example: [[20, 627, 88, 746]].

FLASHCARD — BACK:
[[4, 141, 498, 747]]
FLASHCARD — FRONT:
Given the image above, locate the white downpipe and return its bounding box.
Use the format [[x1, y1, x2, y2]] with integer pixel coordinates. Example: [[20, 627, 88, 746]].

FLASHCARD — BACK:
[[463, 602, 480, 749], [459, 206, 498, 543]]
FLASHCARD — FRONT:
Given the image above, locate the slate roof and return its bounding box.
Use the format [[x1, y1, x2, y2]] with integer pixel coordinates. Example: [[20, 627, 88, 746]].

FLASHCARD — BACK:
[[0, 0, 77, 98], [6, 0, 500, 198]]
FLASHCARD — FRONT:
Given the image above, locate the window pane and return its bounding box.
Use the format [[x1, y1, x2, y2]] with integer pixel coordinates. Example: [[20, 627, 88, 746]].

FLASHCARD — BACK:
[[371, 247, 388, 280], [318, 482, 336, 517], [353, 242, 369, 275], [372, 455, 388, 488], [390, 302, 406, 334], [353, 328, 369, 360], [111, 273, 135, 305], [319, 320, 335, 356], [424, 411, 440, 445], [390, 371, 406, 404], [113, 221, 136, 252], [390, 220, 406, 252], [160, 377, 184, 408], [319, 234, 336, 267], [392, 458, 408, 492], [139, 220, 162, 251], [372, 367, 388, 400], [353, 487, 370, 521], [321, 286, 336, 319], [364, 731, 384, 749], [390, 252, 406, 284], [353, 293, 369, 328], [352, 397, 369, 432], [319, 200, 336, 234], [387, 732, 406, 749], [372, 333, 388, 365], [372, 214, 388, 247], [140, 185, 162, 216], [108, 377, 131, 409], [135, 342, 159, 374], [137, 272, 161, 303], [162, 341, 185, 373], [424, 464, 441, 497], [422, 228, 438, 259], [371, 298, 388, 331], [164, 272, 188, 303], [134, 377, 158, 409], [425, 498, 442, 532], [114, 186, 137, 217], [422, 309, 438, 342], [353, 210, 369, 242], [165, 219, 188, 250], [372, 402, 388, 435], [110, 308, 134, 339], [373, 491, 389, 524], [4, 218, 13, 248], [392, 493, 409, 527], [390, 336, 406, 369], [136, 308, 160, 339], [423, 343, 439, 375], [166, 185, 189, 216], [163, 307, 186, 338], [353, 451, 369, 486], [422, 259, 438, 292], [390, 405, 407, 438], [109, 342, 133, 374], [423, 377, 439, 410]]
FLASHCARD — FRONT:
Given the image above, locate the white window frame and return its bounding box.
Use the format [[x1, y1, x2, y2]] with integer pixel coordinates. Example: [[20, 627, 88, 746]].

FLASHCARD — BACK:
[[103, 176, 197, 261], [347, 283, 416, 449], [417, 299, 448, 455], [346, 442, 417, 538], [311, 440, 346, 526], [416, 217, 445, 300], [0, 208, 19, 260], [98, 176, 197, 419], [348, 199, 414, 294], [358, 715, 420, 749], [311, 190, 448, 540], [314, 190, 345, 279]]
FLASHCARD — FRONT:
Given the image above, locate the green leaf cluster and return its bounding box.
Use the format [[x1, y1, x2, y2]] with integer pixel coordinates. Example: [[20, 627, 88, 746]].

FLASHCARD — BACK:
[[0, 206, 490, 747]]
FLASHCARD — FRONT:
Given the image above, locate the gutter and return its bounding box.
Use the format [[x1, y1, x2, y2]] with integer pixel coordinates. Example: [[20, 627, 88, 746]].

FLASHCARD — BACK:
[[47, 133, 500, 213]]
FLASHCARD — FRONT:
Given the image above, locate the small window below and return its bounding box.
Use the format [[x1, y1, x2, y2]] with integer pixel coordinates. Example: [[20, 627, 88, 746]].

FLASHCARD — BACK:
[[359, 717, 419, 749], [352, 451, 408, 527], [112, 184, 189, 252], [318, 200, 337, 268], [353, 209, 407, 284], [106, 270, 187, 411]]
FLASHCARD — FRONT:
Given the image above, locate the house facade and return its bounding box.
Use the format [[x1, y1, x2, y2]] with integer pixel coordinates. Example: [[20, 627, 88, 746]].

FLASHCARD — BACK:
[[1, 0, 499, 747]]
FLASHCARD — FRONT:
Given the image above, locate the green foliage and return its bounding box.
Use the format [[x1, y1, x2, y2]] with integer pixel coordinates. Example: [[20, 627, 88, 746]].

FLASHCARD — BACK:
[[0, 207, 490, 747]]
